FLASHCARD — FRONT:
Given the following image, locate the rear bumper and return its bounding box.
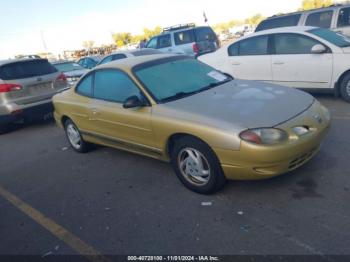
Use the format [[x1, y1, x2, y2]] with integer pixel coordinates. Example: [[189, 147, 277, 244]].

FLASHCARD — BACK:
[[0, 102, 53, 125]]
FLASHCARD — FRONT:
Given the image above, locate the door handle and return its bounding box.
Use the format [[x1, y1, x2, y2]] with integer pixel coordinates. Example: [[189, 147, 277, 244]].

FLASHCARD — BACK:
[[273, 61, 285, 65], [232, 62, 241, 66], [89, 108, 100, 115]]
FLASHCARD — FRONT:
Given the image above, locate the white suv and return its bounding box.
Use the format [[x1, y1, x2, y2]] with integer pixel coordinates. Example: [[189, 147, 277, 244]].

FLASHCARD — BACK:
[[145, 24, 219, 57], [198, 26, 350, 102]]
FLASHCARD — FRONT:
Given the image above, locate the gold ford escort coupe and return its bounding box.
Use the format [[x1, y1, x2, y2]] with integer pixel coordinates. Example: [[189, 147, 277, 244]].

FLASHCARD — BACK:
[[53, 54, 331, 194]]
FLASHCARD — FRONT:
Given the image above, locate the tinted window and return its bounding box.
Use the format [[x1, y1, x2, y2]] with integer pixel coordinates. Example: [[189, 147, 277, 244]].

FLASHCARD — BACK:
[[337, 7, 350, 27], [174, 30, 195, 45], [228, 43, 239, 56], [112, 54, 127, 60], [94, 70, 140, 103], [305, 11, 333, 28], [100, 56, 114, 65], [239, 36, 269, 56], [309, 28, 350, 47], [158, 34, 171, 48], [274, 34, 319, 54], [146, 37, 157, 49], [76, 74, 93, 97], [0, 59, 57, 80], [256, 14, 301, 31], [86, 58, 98, 68], [194, 27, 217, 42]]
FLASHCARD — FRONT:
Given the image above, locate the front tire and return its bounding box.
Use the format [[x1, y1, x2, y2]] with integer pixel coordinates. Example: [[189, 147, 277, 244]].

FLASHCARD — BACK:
[[340, 73, 350, 102], [64, 119, 91, 153], [171, 136, 226, 194]]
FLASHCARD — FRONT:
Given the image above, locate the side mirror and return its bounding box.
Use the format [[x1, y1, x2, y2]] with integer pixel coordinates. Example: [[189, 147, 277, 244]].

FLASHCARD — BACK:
[[123, 95, 146, 109], [311, 44, 327, 54]]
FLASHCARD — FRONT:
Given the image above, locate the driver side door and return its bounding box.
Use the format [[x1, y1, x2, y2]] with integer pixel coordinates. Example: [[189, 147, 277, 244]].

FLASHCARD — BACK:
[[88, 69, 157, 152]]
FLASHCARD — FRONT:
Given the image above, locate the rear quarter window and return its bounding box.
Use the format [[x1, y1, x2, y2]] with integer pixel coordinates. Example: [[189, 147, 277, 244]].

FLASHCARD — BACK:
[[174, 30, 195, 45], [256, 14, 301, 31], [0, 59, 57, 80]]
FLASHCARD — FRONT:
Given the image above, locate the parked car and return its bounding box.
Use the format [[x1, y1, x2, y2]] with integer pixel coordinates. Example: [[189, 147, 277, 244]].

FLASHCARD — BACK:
[[198, 26, 350, 102], [77, 55, 102, 69], [0, 58, 69, 134], [256, 4, 350, 37], [97, 49, 162, 66], [52, 61, 88, 86], [53, 54, 330, 194], [145, 23, 220, 56]]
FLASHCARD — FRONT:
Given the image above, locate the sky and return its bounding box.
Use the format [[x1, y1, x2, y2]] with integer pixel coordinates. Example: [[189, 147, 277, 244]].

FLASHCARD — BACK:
[[0, 0, 302, 59]]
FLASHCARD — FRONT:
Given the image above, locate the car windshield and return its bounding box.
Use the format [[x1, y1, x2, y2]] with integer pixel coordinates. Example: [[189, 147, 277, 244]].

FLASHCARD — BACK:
[[134, 57, 231, 103], [308, 28, 350, 47], [54, 62, 84, 72]]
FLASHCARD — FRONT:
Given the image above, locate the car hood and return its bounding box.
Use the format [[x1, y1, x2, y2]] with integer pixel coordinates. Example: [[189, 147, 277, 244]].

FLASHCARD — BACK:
[[64, 69, 88, 77], [156, 80, 314, 131]]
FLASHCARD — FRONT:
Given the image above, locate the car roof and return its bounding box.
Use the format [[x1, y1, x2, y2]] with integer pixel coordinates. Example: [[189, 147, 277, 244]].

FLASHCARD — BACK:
[[239, 26, 317, 40], [265, 4, 349, 19], [0, 58, 46, 66], [96, 53, 181, 71]]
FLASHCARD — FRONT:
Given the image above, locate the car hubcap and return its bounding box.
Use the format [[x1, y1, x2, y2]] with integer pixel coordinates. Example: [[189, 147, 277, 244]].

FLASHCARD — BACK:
[[178, 148, 211, 186], [66, 124, 81, 149], [346, 80, 350, 96]]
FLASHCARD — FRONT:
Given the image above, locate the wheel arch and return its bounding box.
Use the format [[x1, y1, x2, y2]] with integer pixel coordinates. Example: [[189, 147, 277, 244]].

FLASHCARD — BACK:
[[335, 69, 350, 97]]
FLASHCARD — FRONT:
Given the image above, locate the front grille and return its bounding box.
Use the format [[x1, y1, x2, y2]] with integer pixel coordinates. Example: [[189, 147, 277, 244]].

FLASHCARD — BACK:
[[289, 148, 316, 170]]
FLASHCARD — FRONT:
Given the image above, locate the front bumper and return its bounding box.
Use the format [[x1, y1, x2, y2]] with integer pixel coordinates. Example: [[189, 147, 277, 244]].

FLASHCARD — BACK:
[[215, 101, 331, 180]]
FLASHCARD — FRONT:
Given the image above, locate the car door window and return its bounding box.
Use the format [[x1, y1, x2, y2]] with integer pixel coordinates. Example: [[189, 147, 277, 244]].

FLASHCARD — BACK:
[[146, 37, 158, 49], [238, 36, 269, 56], [337, 7, 350, 27], [228, 42, 239, 56], [76, 74, 93, 97], [305, 11, 333, 28], [256, 14, 301, 31], [158, 34, 171, 48], [112, 54, 127, 61], [93, 70, 140, 103], [274, 33, 320, 54], [100, 56, 113, 65], [174, 30, 194, 45]]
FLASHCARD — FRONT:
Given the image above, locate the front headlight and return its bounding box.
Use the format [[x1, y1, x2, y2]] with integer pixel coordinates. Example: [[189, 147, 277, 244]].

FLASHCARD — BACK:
[[239, 128, 288, 145]]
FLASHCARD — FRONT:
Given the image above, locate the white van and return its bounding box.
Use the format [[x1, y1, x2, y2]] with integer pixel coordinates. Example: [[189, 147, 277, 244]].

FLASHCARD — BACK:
[[256, 4, 350, 37]]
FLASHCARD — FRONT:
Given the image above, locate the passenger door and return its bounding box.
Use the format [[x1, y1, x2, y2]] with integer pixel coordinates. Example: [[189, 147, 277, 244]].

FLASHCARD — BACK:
[[226, 35, 273, 81], [271, 33, 333, 89], [88, 69, 155, 149]]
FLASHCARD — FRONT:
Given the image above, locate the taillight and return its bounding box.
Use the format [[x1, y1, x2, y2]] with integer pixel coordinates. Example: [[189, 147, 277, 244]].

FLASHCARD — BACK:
[[192, 43, 199, 54], [0, 83, 22, 93], [56, 73, 67, 82]]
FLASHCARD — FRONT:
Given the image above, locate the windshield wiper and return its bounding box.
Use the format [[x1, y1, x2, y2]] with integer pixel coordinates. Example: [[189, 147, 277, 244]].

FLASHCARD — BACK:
[[160, 91, 198, 103], [199, 78, 232, 92]]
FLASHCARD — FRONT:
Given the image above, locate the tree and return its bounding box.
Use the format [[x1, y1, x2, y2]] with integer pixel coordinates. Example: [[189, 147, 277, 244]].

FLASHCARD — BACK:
[[112, 32, 132, 47], [301, 0, 333, 10], [82, 40, 95, 49]]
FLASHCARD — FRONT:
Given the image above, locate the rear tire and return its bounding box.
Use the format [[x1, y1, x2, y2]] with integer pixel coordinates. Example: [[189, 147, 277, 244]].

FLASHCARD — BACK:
[[340, 73, 350, 102], [64, 119, 91, 153], [170, 136, 226, 194]]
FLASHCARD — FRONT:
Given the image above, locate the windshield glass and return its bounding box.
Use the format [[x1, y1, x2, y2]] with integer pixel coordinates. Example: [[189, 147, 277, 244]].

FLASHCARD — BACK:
[[308, 28, 350, 47], [54, 62, 84, 72], [134, 57, 230, 103]]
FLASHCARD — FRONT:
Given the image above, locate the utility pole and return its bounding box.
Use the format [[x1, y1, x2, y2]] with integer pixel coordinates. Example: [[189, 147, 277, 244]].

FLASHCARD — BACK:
[[40, 30, 48, 53]]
